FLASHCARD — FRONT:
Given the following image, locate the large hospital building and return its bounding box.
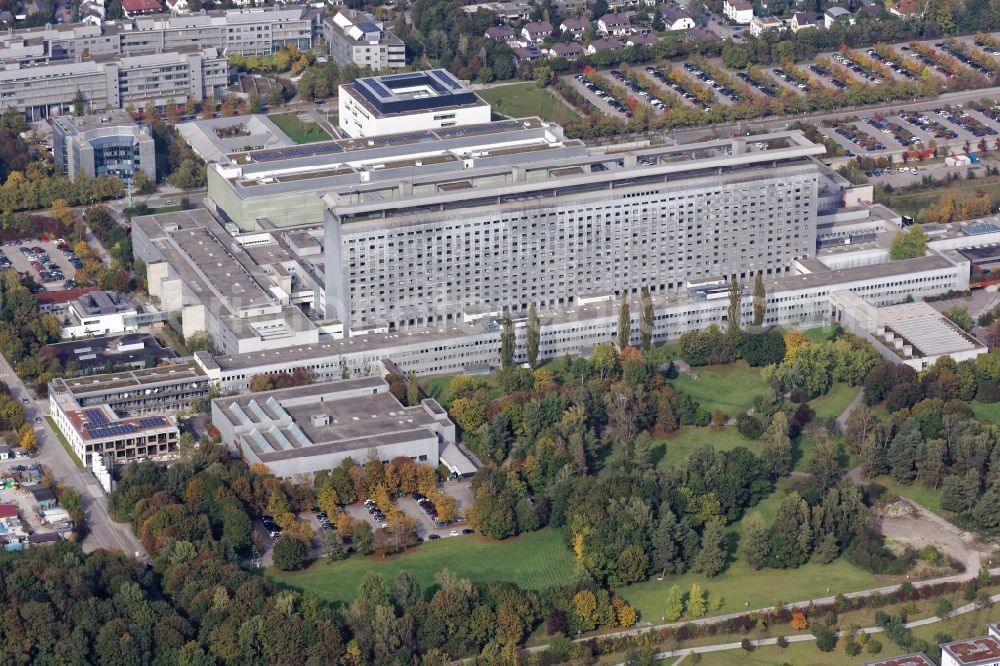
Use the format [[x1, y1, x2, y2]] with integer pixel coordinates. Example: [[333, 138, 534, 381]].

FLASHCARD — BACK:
[[125, 106, 990, 392]]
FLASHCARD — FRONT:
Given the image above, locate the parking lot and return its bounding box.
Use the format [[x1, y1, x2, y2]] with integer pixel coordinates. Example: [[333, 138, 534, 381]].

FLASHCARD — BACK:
[[1, 239, 81, 289]]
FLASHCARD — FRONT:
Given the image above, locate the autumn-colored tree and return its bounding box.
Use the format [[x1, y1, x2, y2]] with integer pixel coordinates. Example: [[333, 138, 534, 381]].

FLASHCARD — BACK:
[[612, 597, 636, 627], [790, 611, 810, 630], [687, 584, 706, 617]]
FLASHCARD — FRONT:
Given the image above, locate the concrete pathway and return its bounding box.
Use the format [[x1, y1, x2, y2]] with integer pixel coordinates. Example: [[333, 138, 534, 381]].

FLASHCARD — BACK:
[[629, 591, 1000, 664]]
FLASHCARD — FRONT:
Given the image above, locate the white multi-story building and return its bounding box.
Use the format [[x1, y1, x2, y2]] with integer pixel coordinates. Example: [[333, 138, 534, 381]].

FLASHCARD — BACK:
[[49, 390, 179, 465], [337, 70, 492, 138], [323, 10, 405, 71]]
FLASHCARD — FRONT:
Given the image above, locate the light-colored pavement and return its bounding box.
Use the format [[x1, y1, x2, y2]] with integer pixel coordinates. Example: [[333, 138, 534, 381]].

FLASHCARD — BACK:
[[0, 348, 144, 557]]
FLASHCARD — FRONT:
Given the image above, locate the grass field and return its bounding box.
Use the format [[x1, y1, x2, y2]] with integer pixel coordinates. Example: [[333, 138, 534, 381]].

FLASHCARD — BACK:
[[803, 325, 839, 343], [670, 361, 768, 418], [620, 553, 881, 623], [655, 426, 759, 470], [971, 400, 1000, 423], [808, 383, 858, 420], [477, 83, 579, 125], [268, 528, 574, 605], [269, 113, 331, 144], [879, 177, 1000, 218]]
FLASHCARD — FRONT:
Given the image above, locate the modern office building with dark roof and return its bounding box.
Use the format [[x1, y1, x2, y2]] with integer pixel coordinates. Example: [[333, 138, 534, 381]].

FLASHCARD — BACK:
[[338, 69, 491, 138], [49, 392, 178, 465]]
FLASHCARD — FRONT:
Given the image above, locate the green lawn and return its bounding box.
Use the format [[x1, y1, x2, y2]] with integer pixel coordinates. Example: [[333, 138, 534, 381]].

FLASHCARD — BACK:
[[879, 177, 1000, 218], [268, 528, 574, 605], [869, 475, 946, 515], [808, 383, 859, 421], [971, 400, 1000, 423], [655, 426, 759, 470], [620, 555, 881, 624], [477, 83, 579, 125], [670, 361, 768, 418], [269, 113, 331, 144], [803, 325, 839, 343]]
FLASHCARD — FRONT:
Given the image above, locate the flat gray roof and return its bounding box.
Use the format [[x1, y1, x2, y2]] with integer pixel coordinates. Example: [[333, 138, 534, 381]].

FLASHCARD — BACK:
[[214, 379, 449, 461]]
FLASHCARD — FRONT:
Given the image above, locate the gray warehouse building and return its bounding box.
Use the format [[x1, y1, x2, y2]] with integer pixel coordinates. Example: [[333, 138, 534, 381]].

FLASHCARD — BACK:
[[52, 110, 155, 182], [211, 376, 459, 478]]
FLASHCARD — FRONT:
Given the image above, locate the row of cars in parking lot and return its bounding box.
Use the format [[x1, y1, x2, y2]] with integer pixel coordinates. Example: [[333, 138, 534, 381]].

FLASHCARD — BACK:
[[2, 239, 81, 287], [574, 74, 633, 118]]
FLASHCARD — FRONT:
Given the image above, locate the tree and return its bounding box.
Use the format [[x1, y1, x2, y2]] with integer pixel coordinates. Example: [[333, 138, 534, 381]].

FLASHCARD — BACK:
[[340, 357, 349, 379], [971, 482, 1000, 530], [742, 512, 771, 570], [687, 583, 706, 617], [934, 596, 953, 618], [665, 584, 684, 621], [865, 639, 882, 655], [727, 275, 741, 334], [889, 224, 927, 260], [618, 295, 631, 352], [944, 305, 973, 331], [352, 520, 374, 555], [321, 529, 346, 561], [790, 612, 809, 630], [762, 412, 792, 479], [500, 307, 515, 370], [132, 170, 155, 194], [640, 286, 654, 352], [73, 88, 86, 116], [406, 372, 419, 406], [752, 270, 766, 326], [527, 302, 540, 368], [272, 534, 307, 571], [845, 637, 862, 659], [692, 519, 727, 576], [813, 624, 837, 652], [50, 198, 75, 229]]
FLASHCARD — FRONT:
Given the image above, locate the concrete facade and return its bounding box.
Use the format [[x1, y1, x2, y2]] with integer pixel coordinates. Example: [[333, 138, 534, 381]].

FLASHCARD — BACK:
[[49, 361, 210, 416], [52, 110, 155, 182], [0, 7, 312, 67], [323, 9, 405, 71], [211, 376, 456, 478], [0, 46, 227, 120]]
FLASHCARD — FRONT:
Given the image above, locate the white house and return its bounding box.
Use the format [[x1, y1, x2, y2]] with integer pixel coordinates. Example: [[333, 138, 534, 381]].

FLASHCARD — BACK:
[[660, 6, 695, 30], [824, 6, 855, 27], [521, 20, 553, 42], [597, 12, 632, 35], [560, 16, 590, 38], [790, 11, 818, 31], [749, 15, 783, 36], [586, 37, 623, 54], [723, 0, 754, 24]]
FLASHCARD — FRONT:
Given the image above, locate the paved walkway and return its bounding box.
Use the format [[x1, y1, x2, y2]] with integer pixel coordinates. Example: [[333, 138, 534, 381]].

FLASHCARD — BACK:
[[633, 590, 1000, 663]]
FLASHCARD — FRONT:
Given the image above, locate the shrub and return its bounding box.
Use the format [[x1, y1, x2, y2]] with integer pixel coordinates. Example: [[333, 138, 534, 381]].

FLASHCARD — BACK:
[[736, 413, 764, 439], [977, 381, 1000, 403]]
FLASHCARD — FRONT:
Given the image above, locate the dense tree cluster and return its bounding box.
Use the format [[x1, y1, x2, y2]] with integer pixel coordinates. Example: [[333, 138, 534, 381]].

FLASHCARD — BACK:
[[855, 354, 1000, 532], [763, 333, 880, 401], [403, 0, 517, 82], [0, 271, 62, 392]]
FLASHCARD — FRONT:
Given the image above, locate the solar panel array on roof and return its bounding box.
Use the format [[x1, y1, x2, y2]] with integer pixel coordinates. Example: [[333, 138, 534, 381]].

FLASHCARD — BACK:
[[87, 423, 139, 439], [251, 142, 343, 162], [138, 416, 167, 428], [84, 408, 108, 426], [963, 222, 1000, 236], [379, 72, 424, 83], [356, 20, 379, 32], [431, 69, 463, 90], [363, 79, 391, 97]]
